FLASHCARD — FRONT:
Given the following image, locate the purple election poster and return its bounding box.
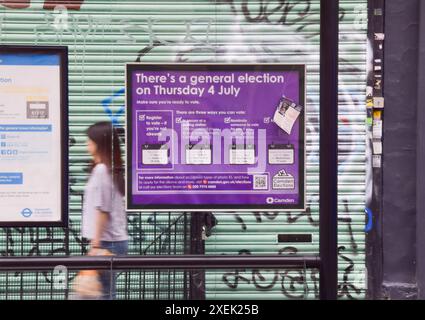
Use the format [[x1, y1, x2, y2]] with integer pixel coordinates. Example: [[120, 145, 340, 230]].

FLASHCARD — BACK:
[[126, 64, 305, 211]]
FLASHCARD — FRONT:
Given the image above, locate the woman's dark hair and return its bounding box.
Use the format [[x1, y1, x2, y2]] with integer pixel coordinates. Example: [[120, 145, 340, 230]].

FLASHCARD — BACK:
[[86, 121, 125, 196]]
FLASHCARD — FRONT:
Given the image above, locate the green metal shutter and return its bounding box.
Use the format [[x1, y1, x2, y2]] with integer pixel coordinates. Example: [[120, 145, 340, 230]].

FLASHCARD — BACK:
[[204, 1, 368, 300], [0, 0, 368, 300]]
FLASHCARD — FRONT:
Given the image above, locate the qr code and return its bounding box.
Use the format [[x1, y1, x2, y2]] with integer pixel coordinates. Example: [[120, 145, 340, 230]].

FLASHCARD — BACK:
[[253, 175, 268, 190]]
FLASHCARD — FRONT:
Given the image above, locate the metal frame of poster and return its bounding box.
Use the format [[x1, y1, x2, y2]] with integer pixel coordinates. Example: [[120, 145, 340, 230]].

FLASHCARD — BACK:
[[126, 64, 305, 212], [0, 45, 68, 227]]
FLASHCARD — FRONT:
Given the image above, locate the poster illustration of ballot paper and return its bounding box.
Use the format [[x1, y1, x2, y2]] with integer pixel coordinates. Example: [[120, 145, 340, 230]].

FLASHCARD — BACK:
[[126, 64, 305, 212]]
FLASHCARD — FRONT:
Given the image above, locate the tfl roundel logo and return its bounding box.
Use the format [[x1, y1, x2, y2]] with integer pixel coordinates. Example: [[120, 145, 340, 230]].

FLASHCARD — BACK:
[[21, 208, 33, 218]]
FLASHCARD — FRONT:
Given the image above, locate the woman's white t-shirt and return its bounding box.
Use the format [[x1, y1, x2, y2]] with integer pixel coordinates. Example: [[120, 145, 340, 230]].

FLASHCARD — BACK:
[[81, 163, 128, 241]]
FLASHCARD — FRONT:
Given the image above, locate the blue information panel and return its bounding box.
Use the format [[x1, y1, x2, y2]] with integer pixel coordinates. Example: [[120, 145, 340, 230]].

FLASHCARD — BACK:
[[0, 46, 68, 227]]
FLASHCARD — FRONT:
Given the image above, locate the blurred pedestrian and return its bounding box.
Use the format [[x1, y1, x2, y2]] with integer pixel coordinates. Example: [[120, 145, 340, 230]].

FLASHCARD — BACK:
[[81, 121, 128, 300]]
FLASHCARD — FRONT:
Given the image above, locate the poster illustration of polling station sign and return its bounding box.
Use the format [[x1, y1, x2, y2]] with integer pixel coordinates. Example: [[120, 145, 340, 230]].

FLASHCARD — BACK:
[[0, 46, 68, 226], [126, 64, 305, 212]]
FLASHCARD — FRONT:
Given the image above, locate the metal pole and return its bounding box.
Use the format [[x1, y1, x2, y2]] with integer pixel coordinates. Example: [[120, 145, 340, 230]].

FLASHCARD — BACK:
[[417, 0, 425, 300], [320, 0, 339, 300], [0, 255, 321, 271]]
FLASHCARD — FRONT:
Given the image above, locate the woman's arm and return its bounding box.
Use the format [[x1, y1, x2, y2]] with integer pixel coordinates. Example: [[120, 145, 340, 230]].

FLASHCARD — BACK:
[[90, 209, 109, 251], [90, 164, 113, 252]]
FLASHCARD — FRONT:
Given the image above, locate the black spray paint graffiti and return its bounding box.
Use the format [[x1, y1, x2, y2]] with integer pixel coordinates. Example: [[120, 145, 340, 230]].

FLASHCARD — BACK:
[[0, 224, 79, 286], [229, 198, 363, 298], [338, 246, 363, 299], [238, 0, 312, 27], [222, 247, 318, 299], [216, 0, 346, 37], [0, 214, 186, 292]]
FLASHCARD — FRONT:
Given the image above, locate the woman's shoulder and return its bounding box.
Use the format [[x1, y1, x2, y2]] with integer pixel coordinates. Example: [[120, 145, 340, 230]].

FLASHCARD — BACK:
[[92, 163, 109, 176]]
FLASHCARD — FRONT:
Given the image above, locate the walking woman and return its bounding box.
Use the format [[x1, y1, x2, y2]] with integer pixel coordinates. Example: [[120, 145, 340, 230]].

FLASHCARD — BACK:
[[81, 121, 128, 299]]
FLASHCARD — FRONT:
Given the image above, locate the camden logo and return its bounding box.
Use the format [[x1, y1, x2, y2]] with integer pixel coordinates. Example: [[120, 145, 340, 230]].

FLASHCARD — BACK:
[[21, 208, 33, 218], [266, 197, 275, 204], [266, 197, 294, 204]]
